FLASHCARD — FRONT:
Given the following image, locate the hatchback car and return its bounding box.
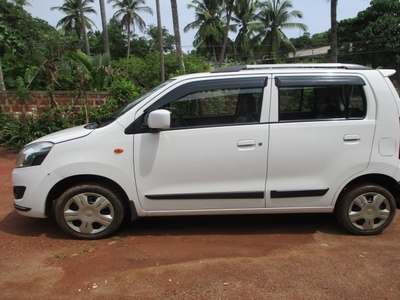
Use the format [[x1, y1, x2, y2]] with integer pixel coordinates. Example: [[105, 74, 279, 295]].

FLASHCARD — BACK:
[[12, 64, 400, 239]]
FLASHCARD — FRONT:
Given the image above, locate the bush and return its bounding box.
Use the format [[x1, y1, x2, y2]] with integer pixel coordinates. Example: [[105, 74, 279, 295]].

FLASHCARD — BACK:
[[107, 77, 142, 108], [0, 109, 72, 150], [84, 78, 143, 123]]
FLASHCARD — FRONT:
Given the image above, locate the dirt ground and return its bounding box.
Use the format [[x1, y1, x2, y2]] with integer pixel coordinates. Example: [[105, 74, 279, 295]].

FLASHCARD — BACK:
[[1, 148, 400, 300]]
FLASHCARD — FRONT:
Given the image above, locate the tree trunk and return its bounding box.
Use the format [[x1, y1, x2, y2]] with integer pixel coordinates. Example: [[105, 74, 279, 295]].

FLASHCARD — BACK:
[[219, 0, 234, 66], [78, 0, 90, 56], [156, 0, 165, 81], [127, 26, 131, 59], [0, 58, 5, 91], [330, 0, 338, 63], [99, 0, 110, 57], [170, 0, 185, 73]]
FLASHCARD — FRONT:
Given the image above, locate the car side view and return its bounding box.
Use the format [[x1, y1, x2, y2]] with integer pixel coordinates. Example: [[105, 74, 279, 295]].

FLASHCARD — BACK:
[[12, 63, 400, 239]]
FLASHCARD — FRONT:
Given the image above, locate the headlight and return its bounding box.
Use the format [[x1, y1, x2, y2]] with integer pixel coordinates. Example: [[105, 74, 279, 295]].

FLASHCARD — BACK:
[[16, 142, 54, 168]]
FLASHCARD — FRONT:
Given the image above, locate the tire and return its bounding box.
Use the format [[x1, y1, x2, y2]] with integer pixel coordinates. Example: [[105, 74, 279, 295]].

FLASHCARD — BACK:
[[335, 184, 396, 235], [55, 184, 125, 240]]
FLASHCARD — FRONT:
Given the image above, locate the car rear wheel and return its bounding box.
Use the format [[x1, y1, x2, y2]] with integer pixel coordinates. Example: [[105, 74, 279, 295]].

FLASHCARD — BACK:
[[55, 184, 125, 239], [335, 184, 396, 235]]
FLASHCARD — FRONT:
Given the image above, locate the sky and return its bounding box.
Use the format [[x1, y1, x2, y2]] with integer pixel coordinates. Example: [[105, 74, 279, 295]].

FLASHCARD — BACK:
[[25, 0, 371, 51]]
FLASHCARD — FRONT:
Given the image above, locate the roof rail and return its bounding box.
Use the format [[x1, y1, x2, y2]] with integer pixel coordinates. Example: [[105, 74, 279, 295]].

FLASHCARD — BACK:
[[211, 63, 371, 73]]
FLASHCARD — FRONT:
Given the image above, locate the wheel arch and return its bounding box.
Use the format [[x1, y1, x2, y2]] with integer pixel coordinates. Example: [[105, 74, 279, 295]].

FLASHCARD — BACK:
[[45, 174, 138, 221], [336, 174, 400, 209]]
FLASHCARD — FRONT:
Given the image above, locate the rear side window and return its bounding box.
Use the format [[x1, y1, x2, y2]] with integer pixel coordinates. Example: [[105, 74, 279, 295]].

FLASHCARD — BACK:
[[276, 76, 366, 121]]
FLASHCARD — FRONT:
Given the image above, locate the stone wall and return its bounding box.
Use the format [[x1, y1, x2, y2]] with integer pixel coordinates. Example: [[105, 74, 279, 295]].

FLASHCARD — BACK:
[[0, 91, 109, 115]]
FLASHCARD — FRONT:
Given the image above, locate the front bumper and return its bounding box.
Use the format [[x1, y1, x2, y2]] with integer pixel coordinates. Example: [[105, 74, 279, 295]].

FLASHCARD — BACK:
[[12, 166, 63, 218]]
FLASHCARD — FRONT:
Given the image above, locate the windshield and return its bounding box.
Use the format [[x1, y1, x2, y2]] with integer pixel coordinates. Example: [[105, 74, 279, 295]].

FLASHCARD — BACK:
[[115, 79, 174, 118]]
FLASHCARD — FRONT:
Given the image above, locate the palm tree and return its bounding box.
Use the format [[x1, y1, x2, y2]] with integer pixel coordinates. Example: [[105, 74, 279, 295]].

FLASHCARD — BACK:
[[108, 0, 153, 59], [184, 0, 225, 63], [78, 0, 91, 55], [170, 0, 185, 73], [156, 0, 165, 81], [12, 0, 31, 6], [253, 0, 307, 62], [218, 0, 234, 66], [99, 0, 111, 57], [51, 0, 97, 51], [330, 0, 338, 62], [232, 0, 257, 62], [10, 0, 31, 6]]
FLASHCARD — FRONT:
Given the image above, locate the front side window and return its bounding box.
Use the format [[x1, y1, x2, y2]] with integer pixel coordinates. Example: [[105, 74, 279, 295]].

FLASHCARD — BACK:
[[277, 76, 366, 122], [132, 77, 267, 134], [166, 87, 263, 127]]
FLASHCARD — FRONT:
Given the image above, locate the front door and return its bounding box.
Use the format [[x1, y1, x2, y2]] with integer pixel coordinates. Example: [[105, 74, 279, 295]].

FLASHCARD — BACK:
[[133, 77, 269, 211]]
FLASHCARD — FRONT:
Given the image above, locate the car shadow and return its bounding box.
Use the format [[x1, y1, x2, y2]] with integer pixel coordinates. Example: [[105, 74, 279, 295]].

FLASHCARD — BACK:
[[120, 213, 347, 237], [0, 210, 347, 240], [0, 210, 67, 239]]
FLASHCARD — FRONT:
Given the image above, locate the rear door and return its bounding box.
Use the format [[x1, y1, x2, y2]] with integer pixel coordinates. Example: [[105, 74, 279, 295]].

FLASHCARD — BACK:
[[266, 74, 376, 208]]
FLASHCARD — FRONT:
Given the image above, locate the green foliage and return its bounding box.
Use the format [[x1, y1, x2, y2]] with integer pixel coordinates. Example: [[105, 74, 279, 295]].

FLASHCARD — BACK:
[[184, 0, 225, 59], [146, 24, 176, 53], [0, 0, 73, 90], [102, 18, 127, 59], [113, 52, 210, 90], [177, 53, 210, 75], [107, 77, 141, 107], [338, 0, 400, 69], [70, 76, 142, 124], [62, 50, 112, 92], [0, 109, 72, 149], [53, 253, 68, 259], [0, 110, 7, 130], [290, 32, 329, 51]]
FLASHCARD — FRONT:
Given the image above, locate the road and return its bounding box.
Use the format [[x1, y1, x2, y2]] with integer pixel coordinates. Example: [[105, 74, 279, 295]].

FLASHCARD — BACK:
[[1, 148, 400, 299]]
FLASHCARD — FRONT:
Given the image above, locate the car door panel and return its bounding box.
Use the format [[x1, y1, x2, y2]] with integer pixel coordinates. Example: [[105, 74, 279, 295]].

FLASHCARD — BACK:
[[134, 125, 268, 211]]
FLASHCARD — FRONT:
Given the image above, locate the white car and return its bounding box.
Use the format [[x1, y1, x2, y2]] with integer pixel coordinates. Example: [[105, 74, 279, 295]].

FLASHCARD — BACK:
[[12, 64, 400, 239]]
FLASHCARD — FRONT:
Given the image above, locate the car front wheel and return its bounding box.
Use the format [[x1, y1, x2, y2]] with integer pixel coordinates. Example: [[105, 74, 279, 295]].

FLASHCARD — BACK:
[[55, 184, 125, 239], [335, 184, 396, 235]]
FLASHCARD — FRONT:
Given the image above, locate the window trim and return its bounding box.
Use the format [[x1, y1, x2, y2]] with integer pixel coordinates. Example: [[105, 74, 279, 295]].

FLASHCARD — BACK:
[[127, 77, 268, 134], [277, 82, 367, 122], [275, 75, 366, 87], [144, 77, 268, 113]]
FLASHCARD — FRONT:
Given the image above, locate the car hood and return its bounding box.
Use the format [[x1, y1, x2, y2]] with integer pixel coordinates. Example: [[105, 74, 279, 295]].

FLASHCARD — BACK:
[[32, 125, 92, 144]]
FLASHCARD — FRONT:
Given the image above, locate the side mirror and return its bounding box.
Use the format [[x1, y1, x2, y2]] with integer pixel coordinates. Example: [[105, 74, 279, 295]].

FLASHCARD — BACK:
[[148, 109, 171, 130]]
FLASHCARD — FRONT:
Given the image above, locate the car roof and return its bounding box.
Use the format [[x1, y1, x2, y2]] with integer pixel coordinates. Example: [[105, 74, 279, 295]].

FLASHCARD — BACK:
[[171, 63, 376, 82], [210, 63, 371, 73]]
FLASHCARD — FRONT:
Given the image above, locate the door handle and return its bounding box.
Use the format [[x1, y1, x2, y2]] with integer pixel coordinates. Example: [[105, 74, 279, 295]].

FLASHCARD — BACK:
[[237, 139, 256, 148], [343, 134, 360, 142]]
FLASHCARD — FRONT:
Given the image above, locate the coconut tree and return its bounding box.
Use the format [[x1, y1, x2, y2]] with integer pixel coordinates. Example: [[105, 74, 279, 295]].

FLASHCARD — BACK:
[[51, 0, 97, 53], [156, 0, 164, 81], [170, 0, 185, 73], [232, 0, 257, 62], [253, 0, 307, 62], [184, 0, 225, 63], [99, 0, 110, 57], [218, 0, 234, 66], [108, 0, 153, 58], [10, 0, 31, 6], [78, 0, 90, 55], [330, 0, 338, 62]]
